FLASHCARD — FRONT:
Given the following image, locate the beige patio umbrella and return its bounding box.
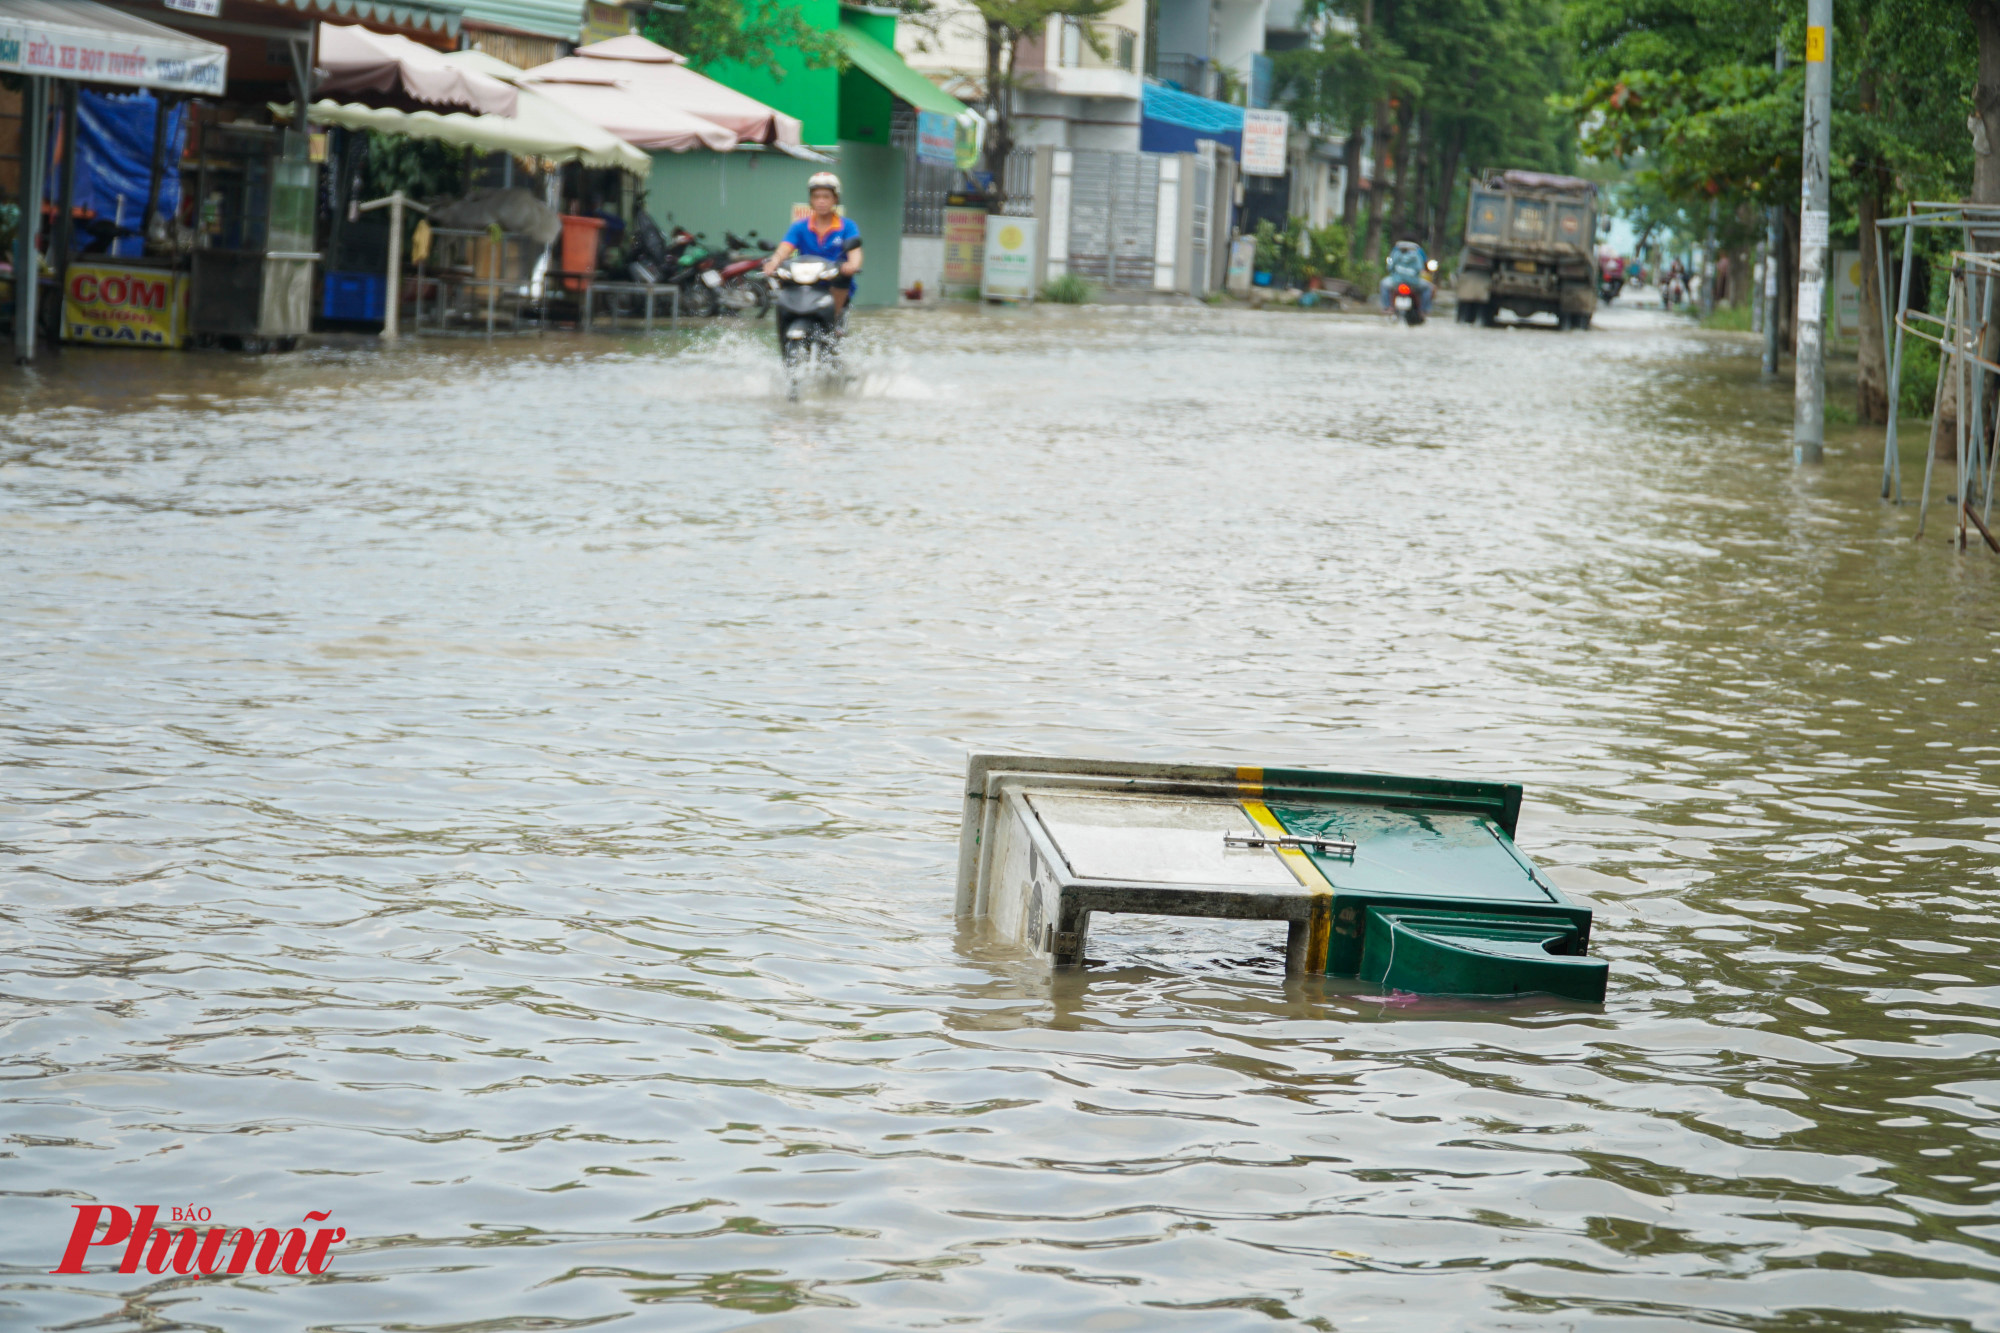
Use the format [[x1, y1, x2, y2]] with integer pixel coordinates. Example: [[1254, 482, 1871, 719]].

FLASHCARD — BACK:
[[526, 34, 806, 155], [317, 23, 518, 116]]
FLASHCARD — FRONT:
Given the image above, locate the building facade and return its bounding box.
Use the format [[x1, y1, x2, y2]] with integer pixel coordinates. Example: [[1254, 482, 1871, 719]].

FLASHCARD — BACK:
[[896, 0, 1147, 155]]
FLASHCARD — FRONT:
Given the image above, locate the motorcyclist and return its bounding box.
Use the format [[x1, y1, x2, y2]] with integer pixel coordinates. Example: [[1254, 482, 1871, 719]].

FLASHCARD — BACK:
[[1379, 236, 1433, 314], [764, 171, 863, 320]]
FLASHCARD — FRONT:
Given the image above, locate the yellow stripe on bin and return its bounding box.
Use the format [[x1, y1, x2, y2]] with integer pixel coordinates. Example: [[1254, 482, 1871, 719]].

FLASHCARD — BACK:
[[1242, 799, 1333, 972]]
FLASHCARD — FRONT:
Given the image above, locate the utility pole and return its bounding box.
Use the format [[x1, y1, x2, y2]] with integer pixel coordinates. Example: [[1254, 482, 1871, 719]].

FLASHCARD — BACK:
[[1762, 36, 1785, 377], [1794, 1, 1832, 462]]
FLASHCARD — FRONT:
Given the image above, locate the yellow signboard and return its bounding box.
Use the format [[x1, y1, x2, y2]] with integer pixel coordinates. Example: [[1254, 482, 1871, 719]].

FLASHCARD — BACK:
[[62, 261, 187, 349], [1805, 25, 1825, 62], [943, 206, 986, 290]]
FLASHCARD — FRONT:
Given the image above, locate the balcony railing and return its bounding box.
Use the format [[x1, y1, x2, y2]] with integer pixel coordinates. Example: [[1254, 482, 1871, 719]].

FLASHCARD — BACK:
[[1055, 19, 1137, 72], [1153, 51, 1210, 96]]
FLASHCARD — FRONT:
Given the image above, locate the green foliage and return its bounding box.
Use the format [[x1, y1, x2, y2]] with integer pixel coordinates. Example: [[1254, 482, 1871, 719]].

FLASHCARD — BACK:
[[1699, 302, 1753, 331], [361, 132, 469, 202], [1560, 0, 1978, 255], [1252, 217, 1353, 287], [1213, 63, 1249, 107], [1041, 272, 1093, 303], [1899, 334, 1940, 418], [641, 0, 844, 77]]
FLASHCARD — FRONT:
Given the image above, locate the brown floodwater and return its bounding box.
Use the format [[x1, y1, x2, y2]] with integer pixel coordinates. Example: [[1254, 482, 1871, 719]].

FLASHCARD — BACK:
[[3, 300, 1999, 1331]]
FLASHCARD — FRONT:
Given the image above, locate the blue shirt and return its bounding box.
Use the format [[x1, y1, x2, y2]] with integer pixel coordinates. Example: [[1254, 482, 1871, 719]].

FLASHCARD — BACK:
[[1386, 244, 1428, 283], [783, 215, 862, 278]]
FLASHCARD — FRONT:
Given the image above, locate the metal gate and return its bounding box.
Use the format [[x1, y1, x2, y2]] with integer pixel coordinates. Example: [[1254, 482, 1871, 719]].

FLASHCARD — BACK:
[[1066, 150, 1160, 288]]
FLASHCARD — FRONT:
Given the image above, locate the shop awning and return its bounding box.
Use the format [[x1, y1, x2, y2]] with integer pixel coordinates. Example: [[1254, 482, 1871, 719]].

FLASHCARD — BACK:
[[1139, 80, 1242, 156], [0, 0, 228, 96], [522, 77, 739, 154], [835, 18, 967, 118], [527, 34, 807, 154], [318, 23, 519, 115], [291, 73, 652, 178], [267, 0, 461, 38], [292, 100, 651, 174]]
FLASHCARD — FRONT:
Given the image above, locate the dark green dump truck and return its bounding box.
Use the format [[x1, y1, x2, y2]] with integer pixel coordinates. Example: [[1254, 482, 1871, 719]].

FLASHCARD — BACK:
[[1454, 170, 1599, 330]]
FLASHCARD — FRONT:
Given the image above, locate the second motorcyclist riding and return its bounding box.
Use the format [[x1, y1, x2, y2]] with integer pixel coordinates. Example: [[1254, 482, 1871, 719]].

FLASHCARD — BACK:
[[1379, 236, 1435, 326]]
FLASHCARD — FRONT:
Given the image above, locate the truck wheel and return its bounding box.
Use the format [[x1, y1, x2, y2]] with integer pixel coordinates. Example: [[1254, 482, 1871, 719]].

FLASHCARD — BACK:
[[1456, 301, 1476, 324], [1479, 303, 1498, 327]]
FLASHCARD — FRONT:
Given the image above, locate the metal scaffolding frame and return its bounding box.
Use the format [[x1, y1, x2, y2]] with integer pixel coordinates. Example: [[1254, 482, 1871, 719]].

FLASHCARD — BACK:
[[1874, 203, 2000, 554]]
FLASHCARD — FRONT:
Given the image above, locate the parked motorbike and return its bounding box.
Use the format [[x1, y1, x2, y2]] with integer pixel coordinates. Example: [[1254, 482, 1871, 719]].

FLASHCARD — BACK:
[[715, 231, 775, 317], [620, 214, 720, 315], [771, 241, 856, 395], [667, 230, 725, 318]]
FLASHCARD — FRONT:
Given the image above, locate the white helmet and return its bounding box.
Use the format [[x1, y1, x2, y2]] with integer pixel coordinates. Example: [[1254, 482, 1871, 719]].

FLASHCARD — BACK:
[[806, 171, 841, 201]]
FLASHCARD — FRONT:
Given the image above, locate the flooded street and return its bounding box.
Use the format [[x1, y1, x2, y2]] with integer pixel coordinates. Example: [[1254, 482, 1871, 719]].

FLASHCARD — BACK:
[[7, 301, 2000, 1330]]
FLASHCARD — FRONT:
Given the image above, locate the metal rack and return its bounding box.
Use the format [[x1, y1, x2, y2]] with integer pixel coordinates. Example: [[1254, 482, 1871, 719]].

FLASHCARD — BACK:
[[412, 227, 679, 335]]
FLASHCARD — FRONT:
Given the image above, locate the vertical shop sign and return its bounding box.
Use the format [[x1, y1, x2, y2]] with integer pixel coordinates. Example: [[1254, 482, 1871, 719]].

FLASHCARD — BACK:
[[944, 206, 986, 290], [981, 216, 1036, 301], [1240, 109, 1289, 177]]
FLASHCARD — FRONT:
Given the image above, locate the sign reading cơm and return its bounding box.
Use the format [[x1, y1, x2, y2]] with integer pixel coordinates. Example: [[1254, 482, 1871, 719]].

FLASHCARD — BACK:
[[63, 263, 188, 349]]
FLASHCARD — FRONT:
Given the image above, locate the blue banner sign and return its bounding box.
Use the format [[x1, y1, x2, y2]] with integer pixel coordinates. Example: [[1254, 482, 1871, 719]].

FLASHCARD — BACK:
[[916, 111, 955, 167]]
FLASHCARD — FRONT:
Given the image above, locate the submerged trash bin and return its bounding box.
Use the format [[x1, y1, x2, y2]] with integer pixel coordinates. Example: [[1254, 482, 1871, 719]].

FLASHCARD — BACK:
[[956, 755, 1607, 1002]]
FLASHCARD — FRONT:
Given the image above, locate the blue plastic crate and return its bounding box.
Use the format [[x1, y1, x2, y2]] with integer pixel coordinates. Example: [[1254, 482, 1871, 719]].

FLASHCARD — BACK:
[[322, 270, 384, 322]]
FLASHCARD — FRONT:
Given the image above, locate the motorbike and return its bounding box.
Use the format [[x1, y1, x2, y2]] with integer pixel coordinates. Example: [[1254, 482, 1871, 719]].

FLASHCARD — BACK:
[[624, 216, 722, 317], [715, 231, 775, 317], [771, 240, 857, 394], [1599, 255, 1625, 303], [670, 232, 727, 318], [1389, 279, 1427, 326]]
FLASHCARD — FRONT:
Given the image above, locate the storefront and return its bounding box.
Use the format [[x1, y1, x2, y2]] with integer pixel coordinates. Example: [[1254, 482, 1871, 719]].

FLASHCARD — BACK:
[[88, 0, 463, 350], [1, 0, 229, 359]]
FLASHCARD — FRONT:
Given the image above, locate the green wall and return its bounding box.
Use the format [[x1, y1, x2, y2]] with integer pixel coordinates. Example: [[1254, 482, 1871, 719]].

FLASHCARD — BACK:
[[646, 142, 904, 307], [697, 0, 842, 146], [837, 9, 897, 147], [831, 140, 903, 304]]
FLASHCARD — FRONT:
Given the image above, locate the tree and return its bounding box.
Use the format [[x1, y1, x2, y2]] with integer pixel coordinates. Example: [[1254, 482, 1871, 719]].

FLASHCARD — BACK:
[[1276, 0, 1570, 266], [1562, 0, 1979, 426], [641, 0, 845, 76], [966, 0, 1124, 176]]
